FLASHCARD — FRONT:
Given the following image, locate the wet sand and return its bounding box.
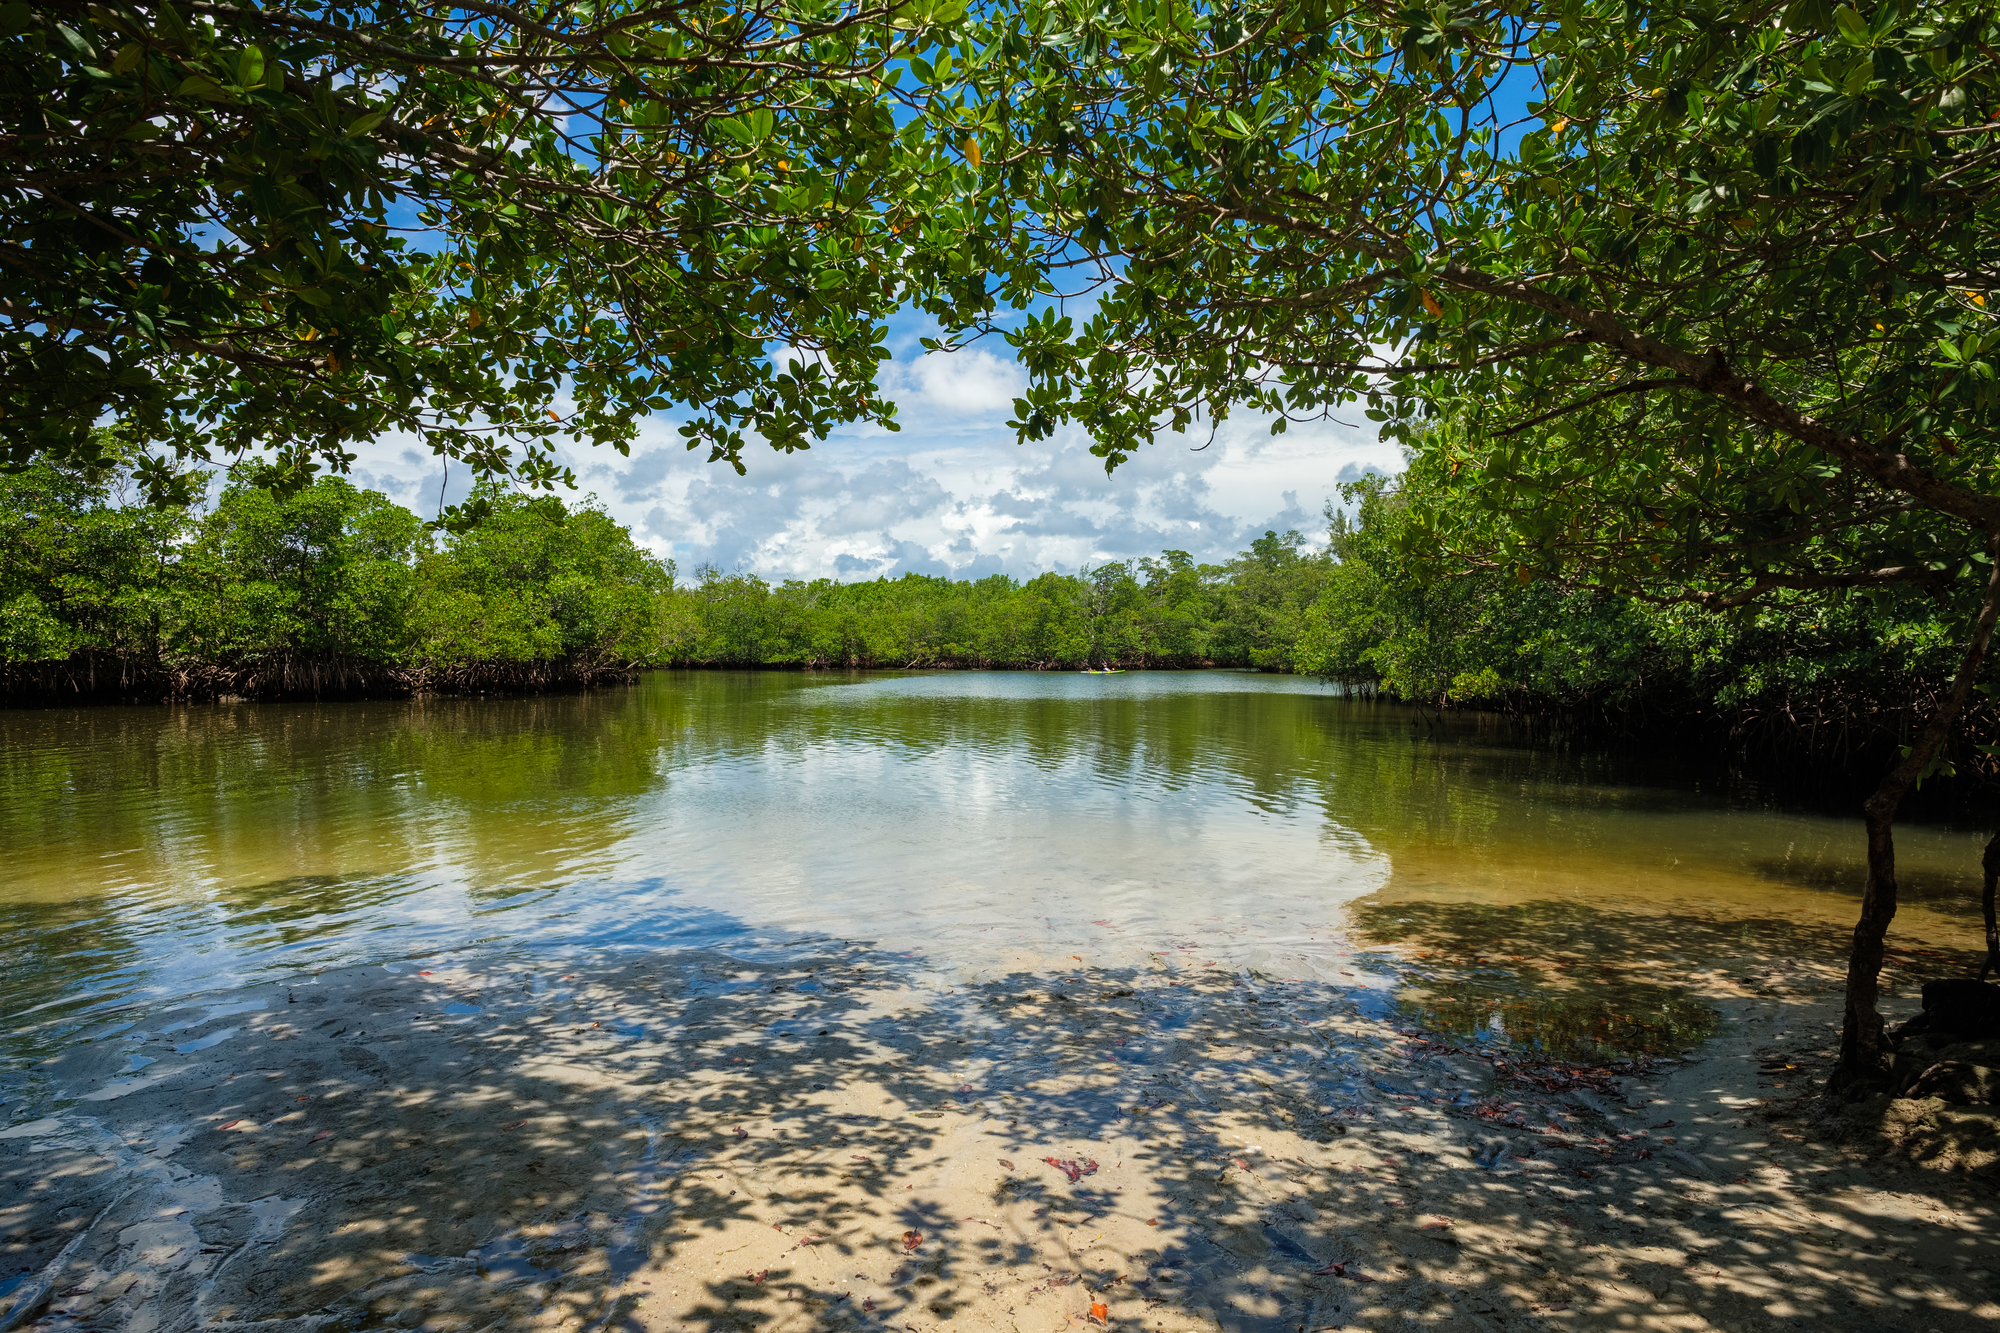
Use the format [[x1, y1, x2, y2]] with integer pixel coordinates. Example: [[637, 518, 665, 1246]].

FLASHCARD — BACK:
[[2, 942, 1997, 1333]]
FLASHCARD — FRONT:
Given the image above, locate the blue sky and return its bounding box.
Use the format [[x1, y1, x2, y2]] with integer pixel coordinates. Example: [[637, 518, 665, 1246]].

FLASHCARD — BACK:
[[344, 307, 1401, 580]]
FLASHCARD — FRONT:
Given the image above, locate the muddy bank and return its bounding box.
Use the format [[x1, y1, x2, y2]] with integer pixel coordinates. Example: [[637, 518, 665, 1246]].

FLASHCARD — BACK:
[[2, 944, 1997, 1333]]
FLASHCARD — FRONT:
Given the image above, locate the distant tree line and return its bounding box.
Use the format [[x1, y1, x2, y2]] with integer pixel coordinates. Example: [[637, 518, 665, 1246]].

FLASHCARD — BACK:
[[0, 456, 1332, 702]]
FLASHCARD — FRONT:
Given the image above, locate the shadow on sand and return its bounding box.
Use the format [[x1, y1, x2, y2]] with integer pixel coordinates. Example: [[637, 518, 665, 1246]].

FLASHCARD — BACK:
[[3, 915, 1998, 1332]]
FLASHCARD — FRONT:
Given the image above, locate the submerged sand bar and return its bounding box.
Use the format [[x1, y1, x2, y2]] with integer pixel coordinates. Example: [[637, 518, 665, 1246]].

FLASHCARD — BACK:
[[2, 945, 1996, 1332]]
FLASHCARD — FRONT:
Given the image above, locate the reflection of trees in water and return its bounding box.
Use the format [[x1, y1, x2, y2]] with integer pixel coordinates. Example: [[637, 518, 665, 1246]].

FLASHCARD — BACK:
[[4, 672, 1930, 1065], [1394, 980, 1721, 1064], [0, 893, 150, 1046], [658, 671, 1610, 829], [0, 672, 1783, 904]]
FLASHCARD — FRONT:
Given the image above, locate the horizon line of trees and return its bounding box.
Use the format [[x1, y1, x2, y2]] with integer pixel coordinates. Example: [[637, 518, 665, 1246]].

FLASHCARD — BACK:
[[8, 449, 1990, 784], [0, 454, 1335, 702]]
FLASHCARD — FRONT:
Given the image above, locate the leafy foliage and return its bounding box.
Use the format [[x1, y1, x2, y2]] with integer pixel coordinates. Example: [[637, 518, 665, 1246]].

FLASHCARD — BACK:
[[412, 490, 673, 675], [0, 455, 1338, 694], [917, 0, 2000, 614], [3, 0, 971, 501], [644, 533, 1329, 668], [1298, 471, 1989, 786]]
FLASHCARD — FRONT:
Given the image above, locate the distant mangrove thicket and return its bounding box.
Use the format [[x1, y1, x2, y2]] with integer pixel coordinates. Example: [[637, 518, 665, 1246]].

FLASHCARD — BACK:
[[0, 457, 1331, 701], [3, 453, 1985, 779]]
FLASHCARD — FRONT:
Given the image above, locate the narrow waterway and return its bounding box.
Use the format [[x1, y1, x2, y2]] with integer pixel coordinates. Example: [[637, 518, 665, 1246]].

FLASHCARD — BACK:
[[2, 669, 1987, 1067]]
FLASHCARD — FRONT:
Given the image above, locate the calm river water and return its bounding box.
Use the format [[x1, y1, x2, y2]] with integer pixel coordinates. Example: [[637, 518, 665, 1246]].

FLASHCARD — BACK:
[[2, 670, 1989, 1063]]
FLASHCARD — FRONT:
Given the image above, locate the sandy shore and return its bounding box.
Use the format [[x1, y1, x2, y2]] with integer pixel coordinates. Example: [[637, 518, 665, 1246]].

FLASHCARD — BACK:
[[2, 940, 1997, 1333]]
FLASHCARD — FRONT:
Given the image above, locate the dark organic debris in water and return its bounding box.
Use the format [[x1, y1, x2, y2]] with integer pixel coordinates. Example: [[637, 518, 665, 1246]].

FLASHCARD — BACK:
[[1043, 1156, 1099, 1183]]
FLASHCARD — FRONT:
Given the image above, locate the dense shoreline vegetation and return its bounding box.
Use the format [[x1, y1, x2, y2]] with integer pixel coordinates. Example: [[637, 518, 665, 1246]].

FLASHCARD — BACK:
[[5, 455, 1983, 789], [0, 457, 1334, 702], [1299, 475, 1989, 784]]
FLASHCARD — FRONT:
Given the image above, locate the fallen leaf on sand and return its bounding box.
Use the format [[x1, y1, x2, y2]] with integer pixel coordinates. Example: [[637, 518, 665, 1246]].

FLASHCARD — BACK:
[[1576, 1169, 1600, 1179], [1231, 1158, 1250, 1171], [863, 1299, 877, 1312], [734, 1126, 748, 1138], [998, 1158, 1016, 1170], [1421, 1218, 1452, 1230], [902, 1230, 923, 1252], [419, 970, 434, 976], [217, 1120, 243, 1131], [1650, 1120, 1675, 1129], [749, 1270, 767, 1284], [310, 1130, 334, 1143], [1043, 1157, 1100, 1183], [1089, 1302, 1109, 1324], [1309, 1260, 1361, 1279], [502, 1119, 528, 1130], [798, 1234, 820, 1246]]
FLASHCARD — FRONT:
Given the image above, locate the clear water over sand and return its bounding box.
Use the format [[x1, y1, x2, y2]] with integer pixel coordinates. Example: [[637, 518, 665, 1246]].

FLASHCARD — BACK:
[[3, 669, 1988, 1054]]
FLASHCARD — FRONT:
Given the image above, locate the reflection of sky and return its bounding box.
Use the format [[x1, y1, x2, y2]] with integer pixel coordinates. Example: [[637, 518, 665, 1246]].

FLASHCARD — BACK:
[[0, 673, 1387, 1051], [5, 668, 1990, 1060]]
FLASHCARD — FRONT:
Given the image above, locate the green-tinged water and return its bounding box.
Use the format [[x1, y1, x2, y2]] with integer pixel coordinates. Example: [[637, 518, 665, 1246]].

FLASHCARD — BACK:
[[1, 671, 1988, 1066]]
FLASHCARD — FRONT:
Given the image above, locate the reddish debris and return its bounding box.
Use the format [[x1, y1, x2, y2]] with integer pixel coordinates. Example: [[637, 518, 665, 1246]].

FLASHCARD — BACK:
[[1042, 1157, 1100, 1183]]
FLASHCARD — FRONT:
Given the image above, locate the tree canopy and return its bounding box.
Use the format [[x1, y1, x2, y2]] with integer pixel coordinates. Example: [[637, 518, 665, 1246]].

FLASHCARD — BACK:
[[3, 0, 973, 502], [921, 0, 1997, 603]]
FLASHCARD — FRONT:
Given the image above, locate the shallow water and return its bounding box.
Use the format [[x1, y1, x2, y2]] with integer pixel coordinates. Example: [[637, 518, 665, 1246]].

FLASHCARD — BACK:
[[1, 670, 1988, 1063]]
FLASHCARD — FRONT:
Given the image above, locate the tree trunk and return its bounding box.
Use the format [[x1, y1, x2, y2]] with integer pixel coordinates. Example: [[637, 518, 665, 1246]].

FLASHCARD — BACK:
[[1983, 829, 2000, 982], [1833, 536, 2000, 1092]]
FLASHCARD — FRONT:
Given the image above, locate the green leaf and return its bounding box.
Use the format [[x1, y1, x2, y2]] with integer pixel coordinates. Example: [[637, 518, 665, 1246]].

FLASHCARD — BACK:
[[345, 111, 387, 138], [1833, 5, 1872, 46], [236, 45, 265, 88], [174, 74, 235, 101], [717, 114, 766, 145]]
